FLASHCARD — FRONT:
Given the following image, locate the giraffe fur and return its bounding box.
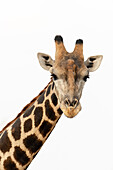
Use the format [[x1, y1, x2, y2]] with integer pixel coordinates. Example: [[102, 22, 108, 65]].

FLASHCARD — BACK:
[[0, 81, 62, 170]]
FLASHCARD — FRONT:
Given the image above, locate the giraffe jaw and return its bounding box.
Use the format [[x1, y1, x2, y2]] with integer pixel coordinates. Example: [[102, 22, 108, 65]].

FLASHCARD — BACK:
[[60, 102, 82, 118]]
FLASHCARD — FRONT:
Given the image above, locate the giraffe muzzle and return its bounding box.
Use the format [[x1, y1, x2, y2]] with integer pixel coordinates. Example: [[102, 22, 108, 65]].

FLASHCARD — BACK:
[[61, 99, 81, 118]]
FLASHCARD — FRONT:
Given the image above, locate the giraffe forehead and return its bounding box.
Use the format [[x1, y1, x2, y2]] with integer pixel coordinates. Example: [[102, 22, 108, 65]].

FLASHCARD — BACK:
[[67, 59, 76, 70], [54, 57, 84, 76]]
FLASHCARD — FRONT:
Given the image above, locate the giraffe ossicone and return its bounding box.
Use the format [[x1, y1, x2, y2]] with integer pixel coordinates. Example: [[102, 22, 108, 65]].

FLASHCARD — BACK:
[[0, 35, 103, 170]]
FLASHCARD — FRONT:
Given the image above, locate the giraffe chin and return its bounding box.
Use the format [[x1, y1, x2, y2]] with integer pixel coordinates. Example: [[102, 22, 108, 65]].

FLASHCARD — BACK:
[[61, 103, 82, 118]]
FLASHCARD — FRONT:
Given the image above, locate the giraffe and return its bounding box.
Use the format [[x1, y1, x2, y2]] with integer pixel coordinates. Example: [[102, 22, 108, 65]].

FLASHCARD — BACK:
[[0, 35, 103, 170]]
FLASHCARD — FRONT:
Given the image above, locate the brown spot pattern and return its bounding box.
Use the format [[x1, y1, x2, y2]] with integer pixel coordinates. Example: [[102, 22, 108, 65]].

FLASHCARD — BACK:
[[24, 119, 32, 133], [39, 121, 52, 137], [57, 108, 63, 115], [23, 105, 35, 118], [46, 85, 51, 96], [34, 107, 43, 127], [52, 82, 55, 90], [37, 91, 45, 104], [12, 118, 21, 141], [23, 134, 43, 154], [14, 146, 30, 166], [51, 93, 58, 106], [45, 100, 57, 121], [0, 131, 12, 153], [4, 156, 18, 170]]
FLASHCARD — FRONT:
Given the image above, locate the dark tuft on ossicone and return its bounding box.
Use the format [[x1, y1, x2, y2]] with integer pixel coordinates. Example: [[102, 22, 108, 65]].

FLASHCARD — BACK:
[[76, 39, 83, 44], [54, 35, 63, 43]]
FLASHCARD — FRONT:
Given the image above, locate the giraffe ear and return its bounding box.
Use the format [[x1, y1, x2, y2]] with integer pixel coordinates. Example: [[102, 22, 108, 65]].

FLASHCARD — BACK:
[[37, 53, 54, 71], [85, 55, 103, 72]]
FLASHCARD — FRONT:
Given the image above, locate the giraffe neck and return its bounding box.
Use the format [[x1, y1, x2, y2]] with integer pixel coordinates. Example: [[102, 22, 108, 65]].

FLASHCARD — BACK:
[[0, 81, 63, 170]]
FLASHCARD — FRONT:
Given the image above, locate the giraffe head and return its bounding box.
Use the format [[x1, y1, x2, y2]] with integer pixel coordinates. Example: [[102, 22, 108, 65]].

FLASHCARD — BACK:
[[37, 36, 103, 118]]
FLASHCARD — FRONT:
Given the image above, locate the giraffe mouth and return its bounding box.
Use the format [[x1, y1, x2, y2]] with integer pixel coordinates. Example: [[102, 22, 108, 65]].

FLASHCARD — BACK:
[[61, 102, 82, 118]]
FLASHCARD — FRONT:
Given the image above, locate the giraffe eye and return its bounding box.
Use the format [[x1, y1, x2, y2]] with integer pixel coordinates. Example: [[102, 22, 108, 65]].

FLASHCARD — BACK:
[[51, 74, 58, 80], [83, 75, 89, 82]]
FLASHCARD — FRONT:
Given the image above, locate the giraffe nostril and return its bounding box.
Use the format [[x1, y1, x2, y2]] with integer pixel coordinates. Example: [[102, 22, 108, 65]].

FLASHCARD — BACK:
[[71, 99, 78, 107], [64, 99, 70, 106], [64, 98, 78, 107]]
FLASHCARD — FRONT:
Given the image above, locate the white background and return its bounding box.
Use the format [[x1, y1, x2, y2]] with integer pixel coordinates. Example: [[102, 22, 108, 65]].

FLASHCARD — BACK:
[[0, 0, 113, 170]]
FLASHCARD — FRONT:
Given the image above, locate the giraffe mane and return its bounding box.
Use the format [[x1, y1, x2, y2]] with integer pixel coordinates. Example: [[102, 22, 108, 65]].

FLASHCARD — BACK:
[[0, 80, 52, 134]]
